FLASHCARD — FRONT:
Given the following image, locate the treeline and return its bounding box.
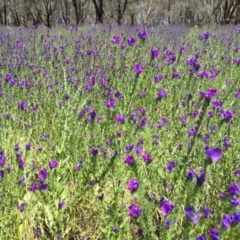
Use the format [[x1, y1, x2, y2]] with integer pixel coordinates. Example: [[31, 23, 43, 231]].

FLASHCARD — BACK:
[[0, 0, 240, 27]]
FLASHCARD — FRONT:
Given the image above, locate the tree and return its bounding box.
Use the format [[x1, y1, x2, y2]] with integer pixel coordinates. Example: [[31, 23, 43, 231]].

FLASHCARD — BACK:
[[91, 0, 104, 23], [72, 0, 89, 25]]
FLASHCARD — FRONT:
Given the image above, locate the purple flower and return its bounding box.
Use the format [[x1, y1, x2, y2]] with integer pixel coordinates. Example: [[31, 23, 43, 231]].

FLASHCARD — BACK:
[[0, 151, 6, 168], [105, 98, 116, 108], [112, 226, 119, 232], [6, 166, 12, 173], [125, 143, 135, 153], [18, 160, 25, 169], [165, 219, 171, 229], [186, 169, 195, 180], [234, 170, 240, 178], [134, 63, 143, 75], [124, 155, 135, 164], [205, 88, 217, 99], [138, 30, 148, 39], [18, 203, 25, 211], [160, 198, 174, 217], [142, 152, 152, 163], [228, 182, 240, 195], [223, 110, 233, 120], [231, 195, 240, 207], [185, 206, 201, 224], [203, 206, 212, 217], [18, 177, 25, 185], [97, 193, 104, 201], [25, 142, 32, 150], [127, 37, 136, 46], [157, 89, 167, 99], [116, 114, 125, 124], [222, 214, 232, 228], [127, 178, 140, 192], [38, 168, 48, 182], [151, 49, 159, 59], [154, 75, 163, 83], [29, 182, 38, 192], [188, 127, 196, 137], [196, 236, 207, 240], [136, 145, 143, 155], [137, 228, 143, 236], [15, 143, 20, 151], [223, 138, 231, 148], [205, 146, 223, 163], [59, 201, 65, 209], [112, 35, 121, 44], [210, 125, 217, 132], [75, 165, 82, 171], [0, 170, 4, 182], [235, 92, 240, 98], [128, 204, 142, 218], [39, 184, 48, 192], [179, 46, 185, 54], [49, 160, 59, 169], [37, 229, 42, 236], [209, 229, 220, 240], [196, 169, 205, 186], [197, 70, 209, 78], [231, 211, 240, 224], [166, 161, 175, 172]]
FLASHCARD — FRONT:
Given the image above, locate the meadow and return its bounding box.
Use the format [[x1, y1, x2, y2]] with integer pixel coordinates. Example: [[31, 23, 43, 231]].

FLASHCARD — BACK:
[[0, 24, 240, 240]]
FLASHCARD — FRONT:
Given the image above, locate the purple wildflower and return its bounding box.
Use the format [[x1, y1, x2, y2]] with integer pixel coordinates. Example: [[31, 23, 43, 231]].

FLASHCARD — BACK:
[[209, 229, 220, 240], [186, 169, 195, 180], [151, 49, 159, 59], [116, 114, 125, 124], [59, 201, 65, 209], [221, 214, 232, 228], [166, 161, 175, 172], [203, 206, 212, 217], [127, 178, 140, 192], [160, 198, 174, 217], [196, 235, 207, 240], [18, 203, 25, 211], [49, 160, 59, 169], [112, 226, 119, 232], [128, 204, 142, 218], [38, 168, 48, 182], [124, 155, 135, 164], [105, 98, 116, 108], [25, 142, 32, 150], [137, 228, 143, 236], [112, 35, 121, 44], [125, 143, 135, 153], [231, 212, 240, 224], [205, 146, 223, 163], [157, 89, 167, 99], [136, 145, 143, 155], [0, 170, 4, 182], [0, 151, 6, 167], [127, 37, 136, 46], [134, 63, 143, 75], [142, 152, 152, 163], [231, 195, 240, 207], [228, 182, 240, 195], [185, 206, 201, 224], [29, 182, 38, 192], [165, 219, 171, 229], [154, 75, 163, 83], [138, 30, 147, 39]]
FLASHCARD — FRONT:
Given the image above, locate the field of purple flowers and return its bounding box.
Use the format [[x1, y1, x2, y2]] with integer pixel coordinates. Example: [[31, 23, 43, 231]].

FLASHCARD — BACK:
[[0, 24, 240, 240]]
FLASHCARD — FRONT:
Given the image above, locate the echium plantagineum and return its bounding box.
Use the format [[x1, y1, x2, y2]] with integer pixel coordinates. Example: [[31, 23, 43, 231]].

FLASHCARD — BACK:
[[0, 151, 6, 168]]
